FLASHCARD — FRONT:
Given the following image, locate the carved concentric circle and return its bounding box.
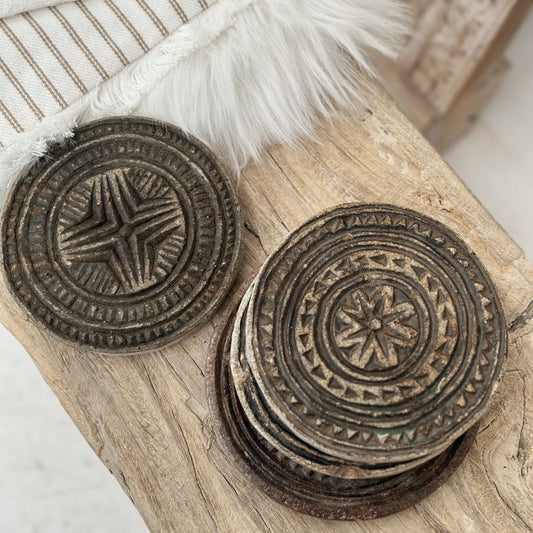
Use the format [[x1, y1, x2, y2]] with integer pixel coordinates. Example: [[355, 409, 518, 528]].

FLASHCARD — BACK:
[[2, 117, 242, 353], [207, 286, 480, 520], [246, 204, 506, 464], [229, 284, 437, 480], [322, 272, 431, 375]]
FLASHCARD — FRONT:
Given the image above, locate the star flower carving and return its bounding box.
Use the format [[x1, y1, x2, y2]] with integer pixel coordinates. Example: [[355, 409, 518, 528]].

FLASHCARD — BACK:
[[334, 286, 418, 370], [59, 169, 184, 293]]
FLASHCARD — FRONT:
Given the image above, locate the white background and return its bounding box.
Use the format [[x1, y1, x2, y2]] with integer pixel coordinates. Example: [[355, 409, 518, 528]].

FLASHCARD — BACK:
[[1, 11, 532, 533]]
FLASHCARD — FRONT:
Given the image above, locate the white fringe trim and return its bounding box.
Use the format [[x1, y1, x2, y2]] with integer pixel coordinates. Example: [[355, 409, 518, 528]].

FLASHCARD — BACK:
[[0, 0, 409, 203], [0, 0, 254, 202]]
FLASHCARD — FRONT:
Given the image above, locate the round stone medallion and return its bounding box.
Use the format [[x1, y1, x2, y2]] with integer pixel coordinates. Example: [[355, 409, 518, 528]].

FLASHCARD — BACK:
[[208, 204, 506, 519], [2, 117, 242, 353], [246, 204, 506, 464], [207, 286, 480, 520]]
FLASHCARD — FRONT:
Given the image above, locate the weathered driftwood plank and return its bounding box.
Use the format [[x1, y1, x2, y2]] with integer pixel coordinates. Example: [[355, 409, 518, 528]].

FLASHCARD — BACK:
[[1, 79, 532, 532]]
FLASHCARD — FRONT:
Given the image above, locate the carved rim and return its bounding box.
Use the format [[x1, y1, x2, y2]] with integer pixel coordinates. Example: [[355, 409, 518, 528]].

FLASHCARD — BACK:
[[2, 117, 242, 354], [206, 286, 480, 520]]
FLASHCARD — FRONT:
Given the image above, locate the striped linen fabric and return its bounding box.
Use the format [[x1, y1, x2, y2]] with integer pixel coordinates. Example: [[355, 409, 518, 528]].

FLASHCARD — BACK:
[[0, 0, 217, 148]]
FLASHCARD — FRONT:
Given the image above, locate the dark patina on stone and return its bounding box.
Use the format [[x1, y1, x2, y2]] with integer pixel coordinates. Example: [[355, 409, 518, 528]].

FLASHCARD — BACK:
[[2, 117, 242, 354], [208, 296, 480, 520], [207, 204, 506, 519]]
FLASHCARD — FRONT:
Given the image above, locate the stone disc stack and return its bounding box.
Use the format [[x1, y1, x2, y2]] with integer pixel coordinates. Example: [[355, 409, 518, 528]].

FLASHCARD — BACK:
[[208, 204, 506, 520]]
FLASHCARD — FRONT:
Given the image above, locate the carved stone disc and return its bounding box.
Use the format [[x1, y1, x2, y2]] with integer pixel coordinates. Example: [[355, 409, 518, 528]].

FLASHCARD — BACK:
[[207, 289, 480, 520], [245, 204, 505, 464], [2, 117, 242, 353], [230, 285, 437, 479]]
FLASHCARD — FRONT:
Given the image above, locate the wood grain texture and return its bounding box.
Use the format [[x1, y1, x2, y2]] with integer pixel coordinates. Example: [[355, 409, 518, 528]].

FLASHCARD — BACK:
[[1, 80, 532, 532]]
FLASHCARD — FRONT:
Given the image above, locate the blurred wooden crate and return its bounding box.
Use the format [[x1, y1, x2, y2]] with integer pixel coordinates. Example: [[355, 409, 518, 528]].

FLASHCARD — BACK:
[[376, 0, 531, 150]]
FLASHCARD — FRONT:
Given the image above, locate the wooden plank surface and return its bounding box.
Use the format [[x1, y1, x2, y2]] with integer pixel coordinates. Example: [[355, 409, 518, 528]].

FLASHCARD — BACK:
[[1, 79, 532, 532]]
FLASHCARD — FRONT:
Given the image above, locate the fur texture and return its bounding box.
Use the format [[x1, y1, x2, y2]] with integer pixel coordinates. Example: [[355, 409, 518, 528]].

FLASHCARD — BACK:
[[138, 0, 409, 172], [0, 0, 408, 201]]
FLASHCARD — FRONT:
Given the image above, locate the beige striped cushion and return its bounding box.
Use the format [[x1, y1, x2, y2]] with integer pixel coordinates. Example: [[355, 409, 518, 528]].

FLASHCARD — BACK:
[[0, 0, 217, 148], [0, 1, 75, 19]]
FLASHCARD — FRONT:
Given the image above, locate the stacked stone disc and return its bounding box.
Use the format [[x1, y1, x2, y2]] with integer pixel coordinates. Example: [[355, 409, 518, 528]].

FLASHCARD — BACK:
[[209, 204, 506, 519], [2, 117, 242, 354]]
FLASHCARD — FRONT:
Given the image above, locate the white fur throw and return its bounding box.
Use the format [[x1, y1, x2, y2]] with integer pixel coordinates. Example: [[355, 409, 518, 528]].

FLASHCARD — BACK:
[[0, 0, 408, 201]]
